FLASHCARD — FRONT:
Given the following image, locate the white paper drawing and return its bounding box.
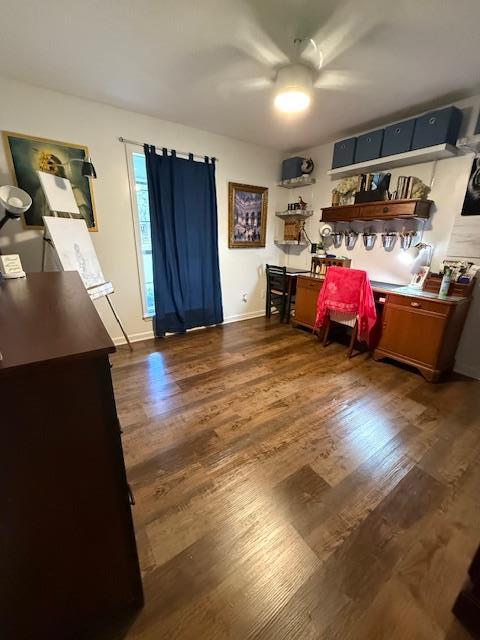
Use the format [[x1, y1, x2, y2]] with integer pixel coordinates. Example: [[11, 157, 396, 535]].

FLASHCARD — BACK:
[[43, 217, 112, 297]]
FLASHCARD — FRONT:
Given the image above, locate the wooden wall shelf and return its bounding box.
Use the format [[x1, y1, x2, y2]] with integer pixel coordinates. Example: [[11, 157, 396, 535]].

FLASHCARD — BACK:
[[274, 239, 309, 247], [327, 143, 459, 178], [321, 198, 432, 223], [277, 176, 316, 189], [275, 209, 313, 220]]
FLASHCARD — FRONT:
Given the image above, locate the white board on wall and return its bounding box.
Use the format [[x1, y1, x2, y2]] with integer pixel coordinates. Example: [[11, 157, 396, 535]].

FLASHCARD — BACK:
[[447, 216, 480, 259]]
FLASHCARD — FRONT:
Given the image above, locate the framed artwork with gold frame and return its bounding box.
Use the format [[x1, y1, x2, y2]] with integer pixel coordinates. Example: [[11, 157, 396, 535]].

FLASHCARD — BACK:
[[228, 182, 268, 248], [3, 131, 98, 231]]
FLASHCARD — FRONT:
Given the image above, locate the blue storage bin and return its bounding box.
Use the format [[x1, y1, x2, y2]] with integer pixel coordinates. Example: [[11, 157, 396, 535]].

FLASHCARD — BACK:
[[281, 157, 304, 181], [412, 106, 463, 150], [382, 118, 415, 156], [331, 137, 356, 169], [355, 129, 384, 163]]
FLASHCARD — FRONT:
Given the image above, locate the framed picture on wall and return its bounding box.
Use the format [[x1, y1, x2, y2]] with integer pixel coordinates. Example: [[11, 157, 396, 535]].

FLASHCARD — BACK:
[[228, 182, 268, 248], [3, 131, 98, 231], [461, 158, 480, 216]]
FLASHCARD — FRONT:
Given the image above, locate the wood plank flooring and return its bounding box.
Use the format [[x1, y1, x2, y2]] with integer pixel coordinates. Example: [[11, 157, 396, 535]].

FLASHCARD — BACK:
[[109, 316, 480, 639]]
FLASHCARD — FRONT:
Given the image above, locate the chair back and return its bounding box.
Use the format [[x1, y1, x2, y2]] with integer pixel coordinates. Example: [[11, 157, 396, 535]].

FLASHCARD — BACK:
[[321, 266, 366, 312], [266, 264, 287, 293], [316, 266, 377, 343]]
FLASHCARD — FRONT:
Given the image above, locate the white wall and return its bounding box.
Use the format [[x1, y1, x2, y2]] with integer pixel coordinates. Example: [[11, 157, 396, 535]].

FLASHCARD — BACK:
[[1, 77, 478, 376], [0, 77, 283, 342], [278, 95, 480, 378]]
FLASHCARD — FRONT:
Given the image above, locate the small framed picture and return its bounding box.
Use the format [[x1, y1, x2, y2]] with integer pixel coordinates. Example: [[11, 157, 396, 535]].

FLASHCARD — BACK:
[[228, 182, 268, 248], [410, 266, 430, 289]]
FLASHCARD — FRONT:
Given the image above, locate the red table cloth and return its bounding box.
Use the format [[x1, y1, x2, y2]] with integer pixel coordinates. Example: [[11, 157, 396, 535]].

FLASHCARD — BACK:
[[315, 266, 377, 344]]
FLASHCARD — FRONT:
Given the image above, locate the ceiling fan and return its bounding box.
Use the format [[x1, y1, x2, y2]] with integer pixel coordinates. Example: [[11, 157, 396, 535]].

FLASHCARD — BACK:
[[208, 0, 380, 114], [274, 39, 328, 113], [245, 37, 369, 114]]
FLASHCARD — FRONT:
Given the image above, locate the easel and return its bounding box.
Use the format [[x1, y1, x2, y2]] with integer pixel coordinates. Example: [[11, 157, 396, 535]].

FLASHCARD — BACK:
[[38, 170, 133, 352], [88, 283, 133, 351], [41, 228, 133, 351]]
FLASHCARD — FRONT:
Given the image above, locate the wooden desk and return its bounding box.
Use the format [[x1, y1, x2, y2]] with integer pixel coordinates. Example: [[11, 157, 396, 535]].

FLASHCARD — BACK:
[[0, 272, 143, 639], [292, 273, 472, 382]]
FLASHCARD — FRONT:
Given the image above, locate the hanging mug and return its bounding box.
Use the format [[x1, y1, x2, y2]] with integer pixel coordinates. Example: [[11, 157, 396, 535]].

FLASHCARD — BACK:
[[344, 230, 358, 251], [382, 232, 397, 250], [331, 231, 344, 248], [362, 232, 377, 250]]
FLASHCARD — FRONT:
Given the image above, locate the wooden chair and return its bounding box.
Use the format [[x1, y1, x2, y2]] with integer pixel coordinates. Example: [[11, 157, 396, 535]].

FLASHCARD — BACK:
[[316, 267, 376, 358], [322, 311, 359, 359], [265, 264, 289, 322]]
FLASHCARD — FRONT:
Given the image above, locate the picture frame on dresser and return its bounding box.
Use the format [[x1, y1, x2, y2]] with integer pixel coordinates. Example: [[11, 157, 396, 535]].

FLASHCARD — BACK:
[[410, 266, 430, 289]]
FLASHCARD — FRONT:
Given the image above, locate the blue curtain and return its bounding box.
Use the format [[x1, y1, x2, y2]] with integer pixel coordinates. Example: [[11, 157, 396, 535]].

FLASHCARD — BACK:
[[144, 145, 223, 336]]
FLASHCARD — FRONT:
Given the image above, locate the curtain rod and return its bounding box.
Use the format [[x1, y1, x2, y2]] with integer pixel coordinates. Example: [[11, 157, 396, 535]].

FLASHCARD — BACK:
[[118, 137, 218, 162]]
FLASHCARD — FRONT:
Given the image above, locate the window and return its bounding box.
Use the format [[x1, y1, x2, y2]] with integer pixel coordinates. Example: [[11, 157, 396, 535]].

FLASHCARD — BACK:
[[130, 151, 155, 317]]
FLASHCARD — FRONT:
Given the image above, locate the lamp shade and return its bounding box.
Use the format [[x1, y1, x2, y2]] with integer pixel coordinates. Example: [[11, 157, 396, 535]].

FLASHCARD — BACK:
[[81, 159, 97, 179], [0, 185, 32, 217], [274, 64, 313, 113]]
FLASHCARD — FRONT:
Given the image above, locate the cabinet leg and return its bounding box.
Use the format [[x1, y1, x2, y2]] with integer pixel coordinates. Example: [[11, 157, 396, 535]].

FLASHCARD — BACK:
[[419, 367, 441, 383]]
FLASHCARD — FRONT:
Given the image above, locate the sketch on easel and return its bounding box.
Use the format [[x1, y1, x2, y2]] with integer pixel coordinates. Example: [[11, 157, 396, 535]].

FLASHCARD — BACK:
[[39, 174, 132, 349], [43, 217, 112, 297]]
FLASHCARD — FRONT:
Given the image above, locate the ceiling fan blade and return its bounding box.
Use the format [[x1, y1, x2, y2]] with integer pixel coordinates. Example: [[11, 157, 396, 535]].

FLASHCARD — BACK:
[[302, 0, 383, 68], [313, 70, 369, 90], [232, 2, 290, 68], [216, 76, 274, 98]]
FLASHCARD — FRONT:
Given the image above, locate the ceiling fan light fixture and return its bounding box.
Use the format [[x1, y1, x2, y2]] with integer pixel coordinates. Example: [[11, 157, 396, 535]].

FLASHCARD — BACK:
[[274, 64, 313, 113], [274, 90, 311, 113]]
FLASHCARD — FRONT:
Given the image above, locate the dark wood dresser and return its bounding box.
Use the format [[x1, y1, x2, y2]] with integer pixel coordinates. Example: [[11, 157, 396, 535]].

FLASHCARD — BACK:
[[0, 272, 143, 640]]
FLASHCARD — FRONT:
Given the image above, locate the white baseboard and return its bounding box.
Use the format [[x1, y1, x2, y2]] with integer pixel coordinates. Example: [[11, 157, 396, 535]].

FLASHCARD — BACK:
[[112, 329, 154, 346], [453, 362, 480, 380], [112, 310, 266, 346], [222, 309, 265, 324]]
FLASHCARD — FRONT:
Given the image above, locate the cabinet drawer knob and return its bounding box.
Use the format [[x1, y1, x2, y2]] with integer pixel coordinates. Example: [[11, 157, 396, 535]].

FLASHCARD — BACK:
[[383, 206, 389, 213], [410, 301, 421, 308]]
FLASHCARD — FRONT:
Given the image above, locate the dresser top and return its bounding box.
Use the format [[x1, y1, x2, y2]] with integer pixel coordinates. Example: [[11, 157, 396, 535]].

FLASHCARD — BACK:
[[0, 272, 115, 377]]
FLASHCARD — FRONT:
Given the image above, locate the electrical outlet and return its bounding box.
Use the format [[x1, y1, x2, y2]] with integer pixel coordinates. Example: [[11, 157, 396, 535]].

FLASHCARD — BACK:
[[242, 293, 248, 303]]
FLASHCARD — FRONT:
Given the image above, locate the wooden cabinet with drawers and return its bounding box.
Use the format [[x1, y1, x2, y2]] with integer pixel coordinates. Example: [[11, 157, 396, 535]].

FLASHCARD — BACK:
[[293, 275, 323, 330], [0, 272, 143, 640], [373, 293, 471, 381], [291, 274, 472, 381], [321, 199, 432, 223]]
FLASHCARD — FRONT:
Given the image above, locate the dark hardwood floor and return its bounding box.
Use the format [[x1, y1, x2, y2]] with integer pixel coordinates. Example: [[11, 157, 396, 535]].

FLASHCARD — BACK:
[[109, 316, 480, 639]]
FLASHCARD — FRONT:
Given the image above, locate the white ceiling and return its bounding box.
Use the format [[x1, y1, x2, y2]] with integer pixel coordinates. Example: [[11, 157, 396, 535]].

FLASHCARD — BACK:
[[1, 0, 479, 151]]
